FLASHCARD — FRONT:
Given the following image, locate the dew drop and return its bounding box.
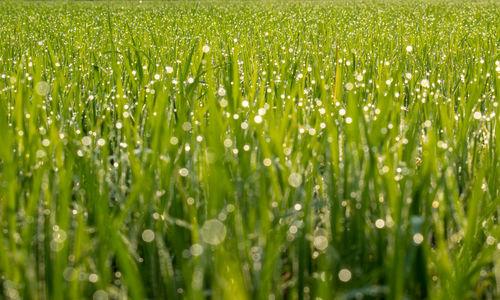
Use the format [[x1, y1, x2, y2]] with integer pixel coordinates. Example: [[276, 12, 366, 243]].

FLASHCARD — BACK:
[[313, 236, 328, 251], [200, 219, 226, 245], [81, 136, 92, 146], [142, 229, 155, 243], [179, 168, 189, 177], [338, 269, 352, 282], [413, 233, 424, 244], [375, 219, 385, 229], [190, 244, 204, 256], [35, 81, 50, 96], [288, 173, 302, 188]]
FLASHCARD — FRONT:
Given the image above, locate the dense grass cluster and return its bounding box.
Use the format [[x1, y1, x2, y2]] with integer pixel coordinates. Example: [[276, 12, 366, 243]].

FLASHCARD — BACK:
[[1, 1, 500, 299]]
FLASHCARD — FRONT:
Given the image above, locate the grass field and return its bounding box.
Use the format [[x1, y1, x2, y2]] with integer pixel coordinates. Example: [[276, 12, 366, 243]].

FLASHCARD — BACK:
[[1, 0, 500, 299]]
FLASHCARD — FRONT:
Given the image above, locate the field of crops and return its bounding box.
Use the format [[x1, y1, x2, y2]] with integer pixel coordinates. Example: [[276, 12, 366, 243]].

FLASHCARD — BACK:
[[1, 0, 500, 299]]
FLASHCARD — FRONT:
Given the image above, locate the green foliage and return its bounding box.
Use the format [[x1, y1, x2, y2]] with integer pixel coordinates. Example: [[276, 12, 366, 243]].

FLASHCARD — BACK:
[[0, 1, 499, 299]]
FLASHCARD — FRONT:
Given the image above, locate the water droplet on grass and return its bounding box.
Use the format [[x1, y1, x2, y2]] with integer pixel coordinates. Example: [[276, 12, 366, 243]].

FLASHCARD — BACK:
[[413, 233, 424, 244], [93, 290, 108, 300], [88, 273, 99, 283], [375, 219, 385, 229], [338, 269, 352, 282], [179, 168, 189, 177], [288, 173, 302, 188], [217, 87, 226, 96], [190, 244, 203, 256], [313, 236, 328, 251], [200, 219, 226, 245], [224, 139, 233, 148], [35, 81, 50, 96], [142, 229, 155, 243], [263, 158, 272, 166], [421, 79, 430, 88], [81, 136, 92, 146]]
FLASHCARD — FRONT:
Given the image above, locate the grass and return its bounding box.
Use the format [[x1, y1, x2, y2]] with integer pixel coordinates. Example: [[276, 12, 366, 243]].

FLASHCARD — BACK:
[[0, 0, 500, 299]]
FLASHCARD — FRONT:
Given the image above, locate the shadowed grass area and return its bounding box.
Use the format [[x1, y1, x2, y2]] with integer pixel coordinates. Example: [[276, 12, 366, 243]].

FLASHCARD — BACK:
[[0, 1, 500, 299]]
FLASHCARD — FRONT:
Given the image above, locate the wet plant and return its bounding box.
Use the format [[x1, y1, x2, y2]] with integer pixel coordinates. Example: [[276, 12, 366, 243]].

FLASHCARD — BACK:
[[0, 1, 500, 299]]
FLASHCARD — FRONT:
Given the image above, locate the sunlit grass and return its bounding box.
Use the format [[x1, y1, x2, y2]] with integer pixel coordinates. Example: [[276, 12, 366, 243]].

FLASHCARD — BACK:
[[0, 1, 499, 299]]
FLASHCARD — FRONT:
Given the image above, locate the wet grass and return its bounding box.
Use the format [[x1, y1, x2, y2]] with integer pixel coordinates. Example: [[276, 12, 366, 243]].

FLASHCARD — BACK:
[[1, 1, 500, 299]]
